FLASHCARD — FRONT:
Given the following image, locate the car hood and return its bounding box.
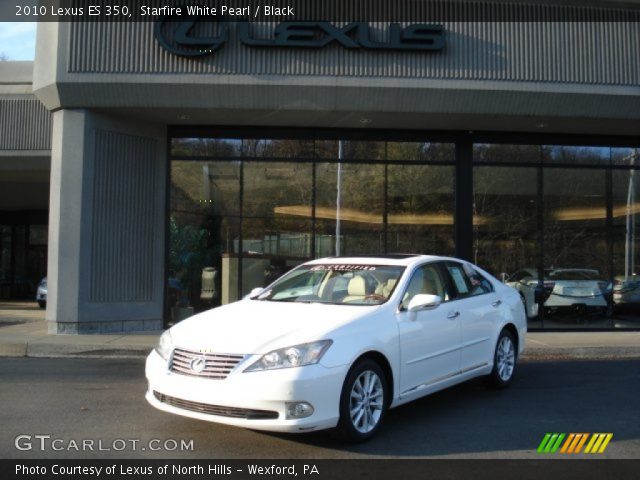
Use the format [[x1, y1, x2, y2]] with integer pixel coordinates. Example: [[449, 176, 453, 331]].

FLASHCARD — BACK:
[[168, 300, 377, 354]]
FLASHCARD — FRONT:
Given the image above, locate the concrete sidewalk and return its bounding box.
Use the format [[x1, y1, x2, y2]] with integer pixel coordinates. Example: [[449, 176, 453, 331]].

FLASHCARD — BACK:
[[1, 315, 639, 360]]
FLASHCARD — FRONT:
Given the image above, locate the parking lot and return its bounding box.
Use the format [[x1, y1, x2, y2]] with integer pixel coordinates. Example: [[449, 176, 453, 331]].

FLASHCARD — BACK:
[[1, 357, 638, 459]]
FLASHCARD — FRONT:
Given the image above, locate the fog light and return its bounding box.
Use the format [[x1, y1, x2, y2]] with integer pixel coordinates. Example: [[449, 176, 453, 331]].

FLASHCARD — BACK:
[[285, 402, 314, 419]]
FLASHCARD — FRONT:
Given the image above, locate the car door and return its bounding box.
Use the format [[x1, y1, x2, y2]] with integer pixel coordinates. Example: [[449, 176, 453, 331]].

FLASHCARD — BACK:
[[444, 262, 501, 374], [397, 262, 462, 395]]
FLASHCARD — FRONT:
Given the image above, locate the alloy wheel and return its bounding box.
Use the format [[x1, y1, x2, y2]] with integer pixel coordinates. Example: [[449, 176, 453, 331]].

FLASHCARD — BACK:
[[496, 336, 515, 381], [349, 370, 384, 434]]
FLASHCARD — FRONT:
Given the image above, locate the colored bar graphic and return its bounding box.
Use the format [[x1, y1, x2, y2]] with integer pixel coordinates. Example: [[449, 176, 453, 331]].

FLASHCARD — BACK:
[[574, 433, 589, 453], [539, 433, 613, 454], [537, 433, 552, 453], [550, 433, 565, 453], [568, 434, 581, 453], [597, 434, 613, 453], [560, 433, 575, 453], [537, 433, 565, 453], [584, 433, 598, 453]]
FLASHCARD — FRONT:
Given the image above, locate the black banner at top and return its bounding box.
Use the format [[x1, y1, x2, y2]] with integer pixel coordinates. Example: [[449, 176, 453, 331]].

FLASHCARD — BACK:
[[1, 0, 640, 22]]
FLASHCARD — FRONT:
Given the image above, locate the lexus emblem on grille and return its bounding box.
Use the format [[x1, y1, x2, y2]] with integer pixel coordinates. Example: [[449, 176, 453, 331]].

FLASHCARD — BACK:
[[190, 356, 207, 373]]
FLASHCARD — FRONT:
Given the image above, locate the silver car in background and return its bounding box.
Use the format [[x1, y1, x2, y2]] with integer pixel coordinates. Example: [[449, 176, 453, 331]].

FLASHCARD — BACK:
[[613, 274, 640, 307], [506, 268, 611, 320]]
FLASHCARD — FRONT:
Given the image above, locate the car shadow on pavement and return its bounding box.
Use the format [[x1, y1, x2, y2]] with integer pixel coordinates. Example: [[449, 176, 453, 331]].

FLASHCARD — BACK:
[[252, 360, 640, 457]]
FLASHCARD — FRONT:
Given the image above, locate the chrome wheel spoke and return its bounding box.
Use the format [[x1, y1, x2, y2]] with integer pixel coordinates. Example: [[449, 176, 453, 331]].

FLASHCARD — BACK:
[[352, 407, 364, 427]]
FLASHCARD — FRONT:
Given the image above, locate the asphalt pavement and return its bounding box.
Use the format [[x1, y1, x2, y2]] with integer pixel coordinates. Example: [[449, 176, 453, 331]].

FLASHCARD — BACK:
[[1, 357, 638, 459]]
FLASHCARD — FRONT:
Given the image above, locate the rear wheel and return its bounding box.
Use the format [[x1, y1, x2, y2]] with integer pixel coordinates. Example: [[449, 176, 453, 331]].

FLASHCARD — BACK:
[[333, 359, 388, 442], [487, 329, 517, 388]]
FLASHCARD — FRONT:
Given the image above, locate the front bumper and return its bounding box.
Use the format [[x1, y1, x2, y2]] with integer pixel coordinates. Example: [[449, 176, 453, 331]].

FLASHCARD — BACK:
[[145, 349, 345, 433]]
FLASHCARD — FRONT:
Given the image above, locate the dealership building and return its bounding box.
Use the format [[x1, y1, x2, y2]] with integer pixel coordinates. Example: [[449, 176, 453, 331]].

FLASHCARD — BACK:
[[1, 0, 640, 333]]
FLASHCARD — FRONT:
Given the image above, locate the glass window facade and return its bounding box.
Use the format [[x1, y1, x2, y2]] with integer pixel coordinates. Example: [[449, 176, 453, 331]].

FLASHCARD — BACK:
[[169, 135, 640, 330], [0, 216, 48, 300], [169, 138, 455, 321], [473, 144, 640, 329]]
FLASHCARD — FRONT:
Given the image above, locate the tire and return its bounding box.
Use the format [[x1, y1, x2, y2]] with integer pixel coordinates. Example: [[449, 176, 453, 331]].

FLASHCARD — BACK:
[[333, 358, 388, 443], [38, 300, 46, 309], [486, 329, 517, 389]]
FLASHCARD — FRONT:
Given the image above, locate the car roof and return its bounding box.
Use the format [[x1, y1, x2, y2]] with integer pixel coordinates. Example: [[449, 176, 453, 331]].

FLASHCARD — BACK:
[[305, 254, 461, 267]]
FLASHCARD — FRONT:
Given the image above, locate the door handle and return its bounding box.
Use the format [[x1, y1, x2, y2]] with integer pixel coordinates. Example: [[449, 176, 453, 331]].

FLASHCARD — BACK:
[[492, 300, 502, 308], [447, 311, 460, 319]]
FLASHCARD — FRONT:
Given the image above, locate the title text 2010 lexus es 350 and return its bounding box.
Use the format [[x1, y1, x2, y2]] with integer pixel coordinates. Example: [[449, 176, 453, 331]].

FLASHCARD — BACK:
[[146, 255, 526, 442]]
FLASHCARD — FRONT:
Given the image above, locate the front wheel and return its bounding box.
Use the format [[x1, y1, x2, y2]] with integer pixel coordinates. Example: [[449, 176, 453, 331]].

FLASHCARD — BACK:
[[486, 329, 517, 388], [333, 359, 388, 442]]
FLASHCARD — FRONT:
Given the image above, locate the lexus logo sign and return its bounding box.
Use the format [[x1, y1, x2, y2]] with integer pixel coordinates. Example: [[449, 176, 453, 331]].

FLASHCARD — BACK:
[[189, 356, 207, 373], [155, 19, 445, 57]]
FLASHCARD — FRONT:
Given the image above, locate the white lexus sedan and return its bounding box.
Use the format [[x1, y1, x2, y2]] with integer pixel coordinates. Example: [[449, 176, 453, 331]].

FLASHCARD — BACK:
[[146, 255, 526, 442]]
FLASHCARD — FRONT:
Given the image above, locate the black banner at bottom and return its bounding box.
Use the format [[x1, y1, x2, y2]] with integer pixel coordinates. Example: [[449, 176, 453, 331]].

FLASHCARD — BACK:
[[3, 459, 640, 480]]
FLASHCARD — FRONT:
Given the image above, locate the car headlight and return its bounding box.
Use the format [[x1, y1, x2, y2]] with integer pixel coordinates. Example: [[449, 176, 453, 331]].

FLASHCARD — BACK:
[[244, 340, 332, 372], [155, 330, 173, 361]]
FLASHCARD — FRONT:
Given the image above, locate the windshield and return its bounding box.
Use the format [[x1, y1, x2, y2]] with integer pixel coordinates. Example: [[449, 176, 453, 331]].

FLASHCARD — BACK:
[[254, 264, 406, 305]]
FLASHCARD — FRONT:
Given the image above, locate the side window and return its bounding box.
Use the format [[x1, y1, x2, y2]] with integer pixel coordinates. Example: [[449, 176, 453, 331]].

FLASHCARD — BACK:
[[446, 263, 472, 298], [446, 263, 493, 298], [464, 265, 494, 296], [400, 264, 450, 310]]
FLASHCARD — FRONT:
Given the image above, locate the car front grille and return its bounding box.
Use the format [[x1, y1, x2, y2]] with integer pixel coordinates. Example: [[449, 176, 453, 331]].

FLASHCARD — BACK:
[[153, 391, 278, 420], [170, 348, 245, 379]]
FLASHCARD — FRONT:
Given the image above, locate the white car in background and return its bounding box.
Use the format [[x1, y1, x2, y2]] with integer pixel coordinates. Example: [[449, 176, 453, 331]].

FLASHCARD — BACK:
[[36, 277, 47, 309], [613, 274, 640, 307], [506, 268, 611, 320], [146, 255, 526, 442]]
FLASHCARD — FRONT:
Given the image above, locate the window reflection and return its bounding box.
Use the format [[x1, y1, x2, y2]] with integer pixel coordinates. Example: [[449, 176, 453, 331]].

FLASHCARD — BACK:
[[612, 150, 640, 328], [472, 164, 540, 327], [542, 145, 611, 165], [169, 138, 640, 331], [388, 164, 454, 255], [169, 161, 240, 321], [387, 142, 454, 162], [542, 168, 610, 327], [241, 162, 313, 296], [315, 162, 385, 256], [171, 138, 242, 157]]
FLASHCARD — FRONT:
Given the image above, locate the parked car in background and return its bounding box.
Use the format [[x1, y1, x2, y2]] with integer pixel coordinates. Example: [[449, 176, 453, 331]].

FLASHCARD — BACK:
[[36, 277, 47, 309], [613, 274, 640, 307], [146, 255, 526, 442], [506, 268, 611, 320]]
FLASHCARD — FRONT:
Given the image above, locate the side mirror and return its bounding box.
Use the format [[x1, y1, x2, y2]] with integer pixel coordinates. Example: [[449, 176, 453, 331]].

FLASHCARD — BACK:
[[407, 294, 442, 312], [246, 287, 264, 299]]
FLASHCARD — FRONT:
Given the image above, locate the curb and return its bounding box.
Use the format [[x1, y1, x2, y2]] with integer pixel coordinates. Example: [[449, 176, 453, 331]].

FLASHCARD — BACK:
[[521, 347, 640, 361], [0, 341, 151, 359]]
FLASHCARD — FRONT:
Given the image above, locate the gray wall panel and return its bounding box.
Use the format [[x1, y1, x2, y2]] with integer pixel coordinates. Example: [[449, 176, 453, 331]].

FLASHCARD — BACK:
[[89, 130, 157, 303], [0, 96, 52, 150], [67, 13, 640, 86]]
